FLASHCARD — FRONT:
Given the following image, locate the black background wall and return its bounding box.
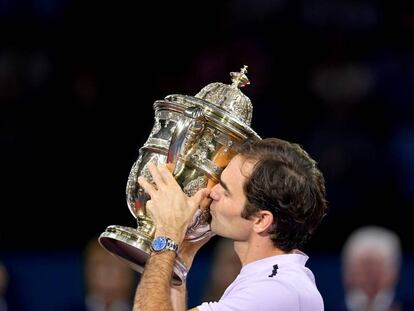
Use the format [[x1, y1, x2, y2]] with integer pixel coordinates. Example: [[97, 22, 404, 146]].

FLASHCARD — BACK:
[[2, 0, 413, 252], [1, 1, 414, 309]]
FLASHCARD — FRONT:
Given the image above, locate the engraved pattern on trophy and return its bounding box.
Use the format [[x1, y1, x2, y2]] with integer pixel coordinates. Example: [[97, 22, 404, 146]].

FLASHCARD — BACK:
[[126, 157, 141, 216], [195, 65, 252, 125], [99, 66, 260, 285], [149, 116, 161, 137], [167, 106, 206, 173], [190, 127, 216, 165], [183, 176, 208, 197]]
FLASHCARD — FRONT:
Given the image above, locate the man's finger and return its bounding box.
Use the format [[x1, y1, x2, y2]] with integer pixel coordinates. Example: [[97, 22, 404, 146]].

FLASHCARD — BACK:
[[159, 164, 177, 186], [145, 200, 154, 214], [138, 176, 156, 197], [200, 197, 212, 210], [147, 162, 165, 187], [189, 188, 211, 210]]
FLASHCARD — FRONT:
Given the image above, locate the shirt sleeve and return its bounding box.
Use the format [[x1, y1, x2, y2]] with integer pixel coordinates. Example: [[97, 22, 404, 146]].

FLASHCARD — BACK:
[[196, 279, 300, 311]]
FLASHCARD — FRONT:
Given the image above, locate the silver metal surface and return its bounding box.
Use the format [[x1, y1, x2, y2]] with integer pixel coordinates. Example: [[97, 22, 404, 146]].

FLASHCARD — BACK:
[[99, 66, 260, 284]]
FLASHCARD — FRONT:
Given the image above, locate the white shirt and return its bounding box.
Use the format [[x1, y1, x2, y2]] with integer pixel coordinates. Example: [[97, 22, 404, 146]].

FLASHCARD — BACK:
[[198, 251, 324, 311]]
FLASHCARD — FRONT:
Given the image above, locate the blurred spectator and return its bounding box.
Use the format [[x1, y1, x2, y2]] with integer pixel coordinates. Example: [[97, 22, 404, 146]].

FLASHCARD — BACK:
[[335, 226, 408, 311], [0, 261, 22, 311], [65, 238, 137, 311], [0, 262, 9, 311], [202, 237, 241, 302]]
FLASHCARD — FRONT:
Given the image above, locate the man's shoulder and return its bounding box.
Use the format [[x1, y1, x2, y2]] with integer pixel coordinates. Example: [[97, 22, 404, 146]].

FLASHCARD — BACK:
[[197, 282, 301, 311], [231, 260, 322, 308]]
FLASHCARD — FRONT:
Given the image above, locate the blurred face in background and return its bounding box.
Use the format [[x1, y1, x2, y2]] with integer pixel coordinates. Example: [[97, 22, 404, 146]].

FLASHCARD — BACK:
[[342, 227, 402, 311], [85, 242, 135, 305], [344, 250, 397, 300], [0, 263, 8, 296]]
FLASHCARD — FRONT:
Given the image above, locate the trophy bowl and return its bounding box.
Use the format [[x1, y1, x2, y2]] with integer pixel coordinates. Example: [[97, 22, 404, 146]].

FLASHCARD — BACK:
[[99, 66, 260, 285]]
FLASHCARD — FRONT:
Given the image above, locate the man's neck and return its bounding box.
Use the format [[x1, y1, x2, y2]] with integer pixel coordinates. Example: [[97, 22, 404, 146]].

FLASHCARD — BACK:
[[234, 238, 287, 266]]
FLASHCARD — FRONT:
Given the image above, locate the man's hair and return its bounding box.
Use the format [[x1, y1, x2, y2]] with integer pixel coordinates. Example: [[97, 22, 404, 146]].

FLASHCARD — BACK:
[[236, 138, 328, 252], [342, 226, 401, 270]]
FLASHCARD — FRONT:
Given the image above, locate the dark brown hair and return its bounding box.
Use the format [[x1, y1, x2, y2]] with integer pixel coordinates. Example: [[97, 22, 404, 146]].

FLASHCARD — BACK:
[[236, 138, 328, 252]]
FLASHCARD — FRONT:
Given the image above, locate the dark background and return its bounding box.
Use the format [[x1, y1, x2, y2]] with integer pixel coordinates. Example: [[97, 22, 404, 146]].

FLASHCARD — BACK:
[[1, 0, 413, 310]]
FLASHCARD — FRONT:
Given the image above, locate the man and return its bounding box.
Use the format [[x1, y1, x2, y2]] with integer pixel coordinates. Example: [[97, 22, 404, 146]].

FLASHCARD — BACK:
[[340, 226, 404, 311], [65, 237, 136, 311], [134, 138, 328, 311], [0, 262, 9, 311]]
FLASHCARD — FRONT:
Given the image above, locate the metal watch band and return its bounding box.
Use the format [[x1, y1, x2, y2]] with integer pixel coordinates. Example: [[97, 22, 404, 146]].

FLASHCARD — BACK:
[[165, 238, 179, 252], [151, 236, 179, 253]]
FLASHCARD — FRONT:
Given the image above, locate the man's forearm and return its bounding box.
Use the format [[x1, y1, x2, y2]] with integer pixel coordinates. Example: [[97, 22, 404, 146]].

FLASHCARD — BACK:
[[171, 283, 187, 311], [134, 252, 176, 311]]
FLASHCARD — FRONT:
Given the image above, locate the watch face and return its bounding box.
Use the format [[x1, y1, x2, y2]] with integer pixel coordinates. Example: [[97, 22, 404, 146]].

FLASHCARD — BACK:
[[152, 236, 167, 251]]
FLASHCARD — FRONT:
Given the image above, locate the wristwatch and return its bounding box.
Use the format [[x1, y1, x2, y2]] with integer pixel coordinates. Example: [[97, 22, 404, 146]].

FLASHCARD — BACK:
[[151, 236, 179, 254]]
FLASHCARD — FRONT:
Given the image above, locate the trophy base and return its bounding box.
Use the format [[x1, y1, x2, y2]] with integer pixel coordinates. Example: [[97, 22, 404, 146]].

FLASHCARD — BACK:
[[98, 225, 187, 285]]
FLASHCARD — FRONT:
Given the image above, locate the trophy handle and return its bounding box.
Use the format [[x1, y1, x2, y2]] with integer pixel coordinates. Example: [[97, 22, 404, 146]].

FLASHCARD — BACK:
[[134, 106, 206, 235], [167, 106, 205, 173]]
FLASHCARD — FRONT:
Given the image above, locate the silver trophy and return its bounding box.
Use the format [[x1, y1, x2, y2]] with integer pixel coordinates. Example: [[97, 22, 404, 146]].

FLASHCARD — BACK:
[[99, 66, 260, 284]]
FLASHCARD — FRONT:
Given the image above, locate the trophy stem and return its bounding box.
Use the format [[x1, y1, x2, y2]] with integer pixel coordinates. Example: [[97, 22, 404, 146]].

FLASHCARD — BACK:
[[99, 223, 188, 285], [137, 215, 156, 238]]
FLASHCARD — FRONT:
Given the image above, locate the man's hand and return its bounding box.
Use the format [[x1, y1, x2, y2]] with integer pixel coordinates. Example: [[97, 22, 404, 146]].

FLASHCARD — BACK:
[[138, 162, 211, 244]]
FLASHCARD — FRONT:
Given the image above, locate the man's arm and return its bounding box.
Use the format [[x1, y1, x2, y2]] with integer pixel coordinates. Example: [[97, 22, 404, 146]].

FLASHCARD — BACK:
[[170, 282, 199, 311], [134, 252, 176, 311], [133, 163, 210, 311], [134, 232, 211, 311], [134, 251, 197, 311], [171, 283, 187, 311], [170, 236, 212, 311]]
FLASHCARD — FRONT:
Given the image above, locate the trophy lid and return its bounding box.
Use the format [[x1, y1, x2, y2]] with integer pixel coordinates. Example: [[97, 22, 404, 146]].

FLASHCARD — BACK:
[[194, 65, 253, 126]]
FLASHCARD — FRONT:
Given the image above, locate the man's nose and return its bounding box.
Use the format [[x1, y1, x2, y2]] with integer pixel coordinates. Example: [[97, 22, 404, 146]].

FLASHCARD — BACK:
[[210, 184, 220, 200]]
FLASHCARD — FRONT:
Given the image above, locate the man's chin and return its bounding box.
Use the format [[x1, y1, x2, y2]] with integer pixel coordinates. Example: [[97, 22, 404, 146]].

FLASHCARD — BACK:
[[209, 220, 216, 232], [209, 221, 221, 236]]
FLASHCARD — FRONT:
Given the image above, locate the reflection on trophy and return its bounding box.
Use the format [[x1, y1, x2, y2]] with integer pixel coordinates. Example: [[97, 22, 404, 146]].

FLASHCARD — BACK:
[[99, 66, 260, 284]]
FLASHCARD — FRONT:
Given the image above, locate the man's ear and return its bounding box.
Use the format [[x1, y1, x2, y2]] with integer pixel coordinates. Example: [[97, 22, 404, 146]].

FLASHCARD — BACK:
[[252, 210, 274, 234]]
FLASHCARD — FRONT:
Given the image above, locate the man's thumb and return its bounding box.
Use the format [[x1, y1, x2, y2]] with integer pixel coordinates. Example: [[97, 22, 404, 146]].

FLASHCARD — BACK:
[[190, 188, 211, 207]]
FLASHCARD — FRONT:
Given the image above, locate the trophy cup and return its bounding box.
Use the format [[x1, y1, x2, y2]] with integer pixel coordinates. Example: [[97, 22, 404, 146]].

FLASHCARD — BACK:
[[99, 66, 260, 284]]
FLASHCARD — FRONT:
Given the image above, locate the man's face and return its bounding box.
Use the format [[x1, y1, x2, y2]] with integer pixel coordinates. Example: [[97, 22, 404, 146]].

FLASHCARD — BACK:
[[86, 245, 135, 301], [344, 252, 396, 299], [209, 155, 255, 241]]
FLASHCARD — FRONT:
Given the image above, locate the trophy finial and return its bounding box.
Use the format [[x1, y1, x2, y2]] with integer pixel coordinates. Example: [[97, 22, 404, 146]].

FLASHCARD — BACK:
[[230, 65, 250, 88], [194, 65, 253, 125]]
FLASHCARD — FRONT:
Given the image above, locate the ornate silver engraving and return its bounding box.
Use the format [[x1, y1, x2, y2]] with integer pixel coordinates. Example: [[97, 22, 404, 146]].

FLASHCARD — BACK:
[[183, 176, 208, 196], [149, 117, 161, 137]]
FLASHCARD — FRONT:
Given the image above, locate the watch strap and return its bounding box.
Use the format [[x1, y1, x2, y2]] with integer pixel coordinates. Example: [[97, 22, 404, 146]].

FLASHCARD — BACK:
[[165, 238, 179, 252], [151, 236, 179, 253]]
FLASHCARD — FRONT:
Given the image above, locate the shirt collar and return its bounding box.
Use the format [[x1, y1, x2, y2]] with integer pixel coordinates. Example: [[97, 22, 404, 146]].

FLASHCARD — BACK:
[[241, 249, 309, 273]]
